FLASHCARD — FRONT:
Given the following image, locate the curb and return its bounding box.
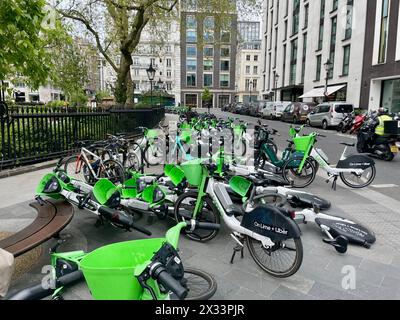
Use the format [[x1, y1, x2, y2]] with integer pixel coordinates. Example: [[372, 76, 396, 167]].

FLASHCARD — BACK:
[[0, 160, 58, 179]]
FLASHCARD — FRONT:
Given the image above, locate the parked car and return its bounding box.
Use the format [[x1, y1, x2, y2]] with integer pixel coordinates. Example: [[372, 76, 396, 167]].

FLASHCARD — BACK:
[[261, 102, 275, 119], [262, 101, 291, 120], [221, 103, 230, 112], [232, 102, 244, 114], [248, 102, 262, 117], [306, 102, 355, 129], [238, 103, 251, 115], [281, 102, 317, 124]]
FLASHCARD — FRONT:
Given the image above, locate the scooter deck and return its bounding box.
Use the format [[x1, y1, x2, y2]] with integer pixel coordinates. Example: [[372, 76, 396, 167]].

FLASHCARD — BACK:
[[315, 218, 376, 248]]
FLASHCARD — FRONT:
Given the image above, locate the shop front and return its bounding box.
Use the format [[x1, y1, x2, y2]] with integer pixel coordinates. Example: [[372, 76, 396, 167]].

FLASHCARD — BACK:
[[381, 79, 400, 113]]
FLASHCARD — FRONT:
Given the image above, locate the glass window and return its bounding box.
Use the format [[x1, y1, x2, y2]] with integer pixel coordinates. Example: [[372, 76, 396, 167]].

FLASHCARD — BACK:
[[220, 74, 229, 87], [304, 4, 309, 28], [253, 66, 258, 74], [204, 46, 214, 57], [221, 31, 231, 43], [204, 16, 214, 29], [246, 55, 251, 61], [186, 30, 197, 42], [246, 66, 250, 74], [185, 94, 197, 107], [221, 47, 230, 58], [342, 45, 351, 76], [187, 46, 197, 57], [290, 39, 298, 85], [204, 59, 213, 71], [328, 16, 337, 79], [186, 59, 197, 71], [301, 33, 307, 83], [166, 59, 171, 67], [382, 79, 400, 113], [204, 74, 213, 87], [379, 0, 389, 63], [254, 55, 259, 61], [316, 55, 322, 81], [186, 15, 197, 29], [345, 0, 353, 39], [204, 30, 214, 43], [220, 60, 230, 71], [292, 0, 300, 35], [187, 74, 196, 86], [332, 0, 338, 11], [167, 70, 172, 78]]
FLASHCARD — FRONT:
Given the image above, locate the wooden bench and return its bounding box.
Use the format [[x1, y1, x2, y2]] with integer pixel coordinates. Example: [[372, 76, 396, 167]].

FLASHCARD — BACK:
[[0, 199, 74, 257]]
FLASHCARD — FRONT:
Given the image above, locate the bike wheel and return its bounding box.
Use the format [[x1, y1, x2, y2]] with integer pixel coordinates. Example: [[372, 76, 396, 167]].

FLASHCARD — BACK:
[[99, 159, 125, 184], [174, 191, 220, 242], [282, 158, 316, 188], [144, 139, 164, 166], [246, 236, 303, 278], [339, 164, 376, 188], [63, 155, 89, 182], [125, 151, 140, 170], [182, 268, 217, 300]]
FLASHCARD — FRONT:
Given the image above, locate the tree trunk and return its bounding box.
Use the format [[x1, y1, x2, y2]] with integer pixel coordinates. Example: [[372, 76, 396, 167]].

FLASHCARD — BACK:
[[114, 53, 133, 107]]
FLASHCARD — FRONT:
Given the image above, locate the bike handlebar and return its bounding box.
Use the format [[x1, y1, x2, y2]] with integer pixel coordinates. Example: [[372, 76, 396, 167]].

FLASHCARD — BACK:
[[98, 206, 152, 236], [186, 220, 220, 231], [151, 264, 188, 300]]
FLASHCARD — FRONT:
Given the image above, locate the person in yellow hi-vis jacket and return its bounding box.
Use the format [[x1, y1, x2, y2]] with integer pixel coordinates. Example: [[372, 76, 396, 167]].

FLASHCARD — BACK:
[[374, 108, 393, 136]]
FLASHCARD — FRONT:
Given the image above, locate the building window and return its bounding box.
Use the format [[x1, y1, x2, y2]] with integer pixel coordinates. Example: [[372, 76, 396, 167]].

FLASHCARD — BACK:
[[379, 0, 390, 63], [204, 59, 213, 71], [245, 78, 251, 91], [166, 58, 171, 67], [187, 74, 196, 87], [221, 47, 230, 58], [186, 59, 197, 71], [220, 60, 230, 71], [301, 33, 307, 84], [204, 16, 214, 29], [290, 39, 298, 85], [165, 45, 171, 53], [186, 46, 197, 57], [166, 82, 172, 90], [253, 79, 258, 90], [246, 65, 251, 74], [318, 0, 325, 50], [150, 58, 156, 65], [221, 31, 231, 43], [328, 16, 337, 79], [285, 0, 289, 16], [274, 27, 278, 68], [133, 57, 139, 65], [268, 52, 272, 90], [282, 44, 287, 86], [344, 0, 353, 39], [186, 15, 197, 29], [253, 66, 258, 74], [185, 94, 197, 107], [220, 74, 230, 87], [254, 55, 258, 62], [316, 54, 322, 81], [246, 55, 251, 61], [342, 45, 351, 76], [292, 0, 300, 35], [186, 30, 197, 43], [204, 74, 213, 87], [284, 21, 288, 40], [332, 0, 338, 11], [304, 4, 309, 29], [204, 46, 214, 57], [167, 70, 172, 78], [133, 69, 140, 76], [204, 30, 214, 43]]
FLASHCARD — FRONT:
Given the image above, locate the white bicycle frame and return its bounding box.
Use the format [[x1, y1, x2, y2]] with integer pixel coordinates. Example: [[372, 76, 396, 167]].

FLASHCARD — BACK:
[[310, 146, 364, 176], [205, 178, 276, 248]]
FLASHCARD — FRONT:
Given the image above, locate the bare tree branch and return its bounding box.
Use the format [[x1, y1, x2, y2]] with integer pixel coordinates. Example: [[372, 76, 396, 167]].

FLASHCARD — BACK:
[[58, 9, 118, 72]]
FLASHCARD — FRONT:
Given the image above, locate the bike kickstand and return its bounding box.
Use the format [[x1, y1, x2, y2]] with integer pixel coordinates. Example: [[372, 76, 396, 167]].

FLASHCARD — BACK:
[[230, 244, 244, 264]]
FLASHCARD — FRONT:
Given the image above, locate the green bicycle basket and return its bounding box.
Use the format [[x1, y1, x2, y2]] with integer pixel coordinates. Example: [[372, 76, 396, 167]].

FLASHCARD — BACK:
[[79, 238, 166, 300], [180, 129, 193, 144], [146, 129, 159, 140], [180, 159, 205, 187], [293, 134, 315, 153], [121, 178, 138, 199], [229, 176, 252, 197], [164, 164, 185, 186], [93, 179, 119, 205]]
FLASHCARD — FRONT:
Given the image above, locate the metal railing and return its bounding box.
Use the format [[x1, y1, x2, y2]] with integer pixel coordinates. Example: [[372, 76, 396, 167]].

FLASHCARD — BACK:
[[0, 104, 165, 169]]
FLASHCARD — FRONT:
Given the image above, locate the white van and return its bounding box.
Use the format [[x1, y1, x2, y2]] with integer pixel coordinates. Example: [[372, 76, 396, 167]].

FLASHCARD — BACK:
[[261, 102, 275, 119], [274, 102, 292, 119]]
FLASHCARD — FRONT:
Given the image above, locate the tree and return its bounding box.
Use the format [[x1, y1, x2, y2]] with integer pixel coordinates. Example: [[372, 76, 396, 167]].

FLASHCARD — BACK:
[[0, 0, 52, 88], [56, 0, 259, 106]]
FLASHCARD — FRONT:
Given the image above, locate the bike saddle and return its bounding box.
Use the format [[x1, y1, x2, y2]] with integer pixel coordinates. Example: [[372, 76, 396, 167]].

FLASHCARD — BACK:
[[340, 142, 355, 147]]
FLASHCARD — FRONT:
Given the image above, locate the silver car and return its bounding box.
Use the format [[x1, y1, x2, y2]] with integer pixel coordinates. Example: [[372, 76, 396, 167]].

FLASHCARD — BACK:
[[306, 102, 354, 130]]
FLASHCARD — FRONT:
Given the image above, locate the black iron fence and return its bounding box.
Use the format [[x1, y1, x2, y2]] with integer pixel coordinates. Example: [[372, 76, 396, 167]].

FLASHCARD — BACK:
[[0, 105, 165, 169]]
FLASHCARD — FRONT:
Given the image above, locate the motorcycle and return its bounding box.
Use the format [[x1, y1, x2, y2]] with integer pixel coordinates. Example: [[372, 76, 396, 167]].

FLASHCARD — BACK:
[[350, 114, 367, 134], [337, 114, 354, 134], [357, 120, 400, 161]]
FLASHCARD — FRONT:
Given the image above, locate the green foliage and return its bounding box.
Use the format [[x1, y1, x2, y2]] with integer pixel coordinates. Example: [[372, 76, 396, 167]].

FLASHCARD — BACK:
[[95, 90, 111, 102], [0, 0, 51, 88], [46, 100, 67, 108], [202, 88, 213, 103]]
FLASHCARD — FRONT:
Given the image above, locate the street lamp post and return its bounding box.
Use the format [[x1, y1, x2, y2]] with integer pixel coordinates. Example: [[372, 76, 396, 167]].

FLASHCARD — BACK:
[[274, 74, 279, 102], [146, 62, 156, 107], [324, 59, 333, 102]]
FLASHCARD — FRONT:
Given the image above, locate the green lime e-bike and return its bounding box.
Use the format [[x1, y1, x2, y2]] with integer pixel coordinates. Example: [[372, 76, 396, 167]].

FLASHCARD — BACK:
[[8, 221, 219, 300], [174, 159, 303, 278]]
